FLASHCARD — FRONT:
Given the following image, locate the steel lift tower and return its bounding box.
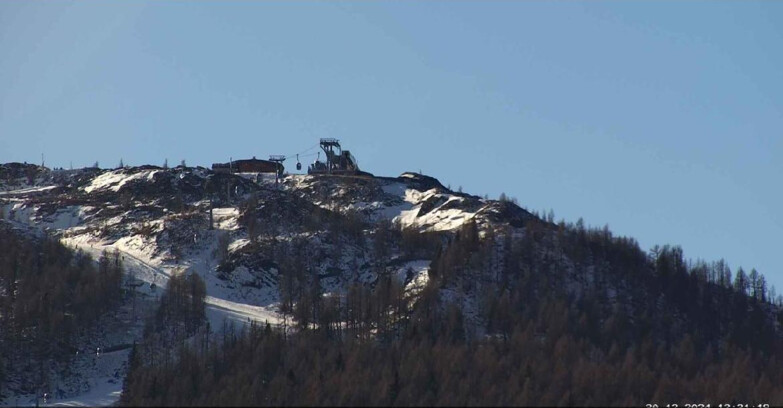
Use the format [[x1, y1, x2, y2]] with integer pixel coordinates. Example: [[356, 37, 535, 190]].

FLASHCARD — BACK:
[[268, 155, 286, 185], [311, 138, 359, 174]]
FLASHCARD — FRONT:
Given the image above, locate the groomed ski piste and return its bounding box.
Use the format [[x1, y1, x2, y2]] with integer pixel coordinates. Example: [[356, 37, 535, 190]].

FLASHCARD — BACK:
[[38, 236, 282, 407], [3, 219, 284, 406]]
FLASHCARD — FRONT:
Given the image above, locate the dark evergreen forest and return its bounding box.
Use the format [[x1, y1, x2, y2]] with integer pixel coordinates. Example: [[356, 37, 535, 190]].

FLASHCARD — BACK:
[[120, 215, 783, 406], [0, 224, 124, 399]]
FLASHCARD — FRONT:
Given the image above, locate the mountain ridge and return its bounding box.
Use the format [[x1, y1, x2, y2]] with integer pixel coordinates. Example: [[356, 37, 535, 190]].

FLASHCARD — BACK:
[[2, 161, 782, 405]]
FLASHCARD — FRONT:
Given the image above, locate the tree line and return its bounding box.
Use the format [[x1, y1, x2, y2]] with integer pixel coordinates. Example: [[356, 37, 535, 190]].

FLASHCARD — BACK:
[[120, 212, 783, 406]]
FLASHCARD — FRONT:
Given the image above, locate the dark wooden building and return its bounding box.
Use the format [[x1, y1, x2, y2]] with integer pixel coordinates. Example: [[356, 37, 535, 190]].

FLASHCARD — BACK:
[[212, 156, 283, 175]]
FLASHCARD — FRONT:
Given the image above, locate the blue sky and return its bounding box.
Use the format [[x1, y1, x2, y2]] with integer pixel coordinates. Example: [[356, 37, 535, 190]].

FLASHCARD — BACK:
[[1, 1, 782, 289]]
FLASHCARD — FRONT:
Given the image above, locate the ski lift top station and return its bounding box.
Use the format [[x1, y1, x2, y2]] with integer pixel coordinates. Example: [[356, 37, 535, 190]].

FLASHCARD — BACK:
[[307, 138, 359, 175], [210, 138, 361, 176]]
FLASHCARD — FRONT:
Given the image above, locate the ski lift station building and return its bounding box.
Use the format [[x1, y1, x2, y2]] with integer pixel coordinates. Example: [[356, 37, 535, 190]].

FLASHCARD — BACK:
[[211, 156, 283, 175]]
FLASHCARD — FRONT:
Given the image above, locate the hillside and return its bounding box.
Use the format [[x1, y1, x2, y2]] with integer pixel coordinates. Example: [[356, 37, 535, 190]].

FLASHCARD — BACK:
[[1, 163, 782, 406]]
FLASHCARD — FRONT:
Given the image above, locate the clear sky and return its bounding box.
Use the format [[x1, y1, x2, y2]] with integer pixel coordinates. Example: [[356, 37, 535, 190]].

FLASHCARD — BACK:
[[1, 1, 782, 289]]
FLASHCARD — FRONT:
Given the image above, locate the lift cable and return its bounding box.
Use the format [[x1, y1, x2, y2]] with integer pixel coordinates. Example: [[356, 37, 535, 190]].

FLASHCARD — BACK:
[[283, 144, 319, 159]]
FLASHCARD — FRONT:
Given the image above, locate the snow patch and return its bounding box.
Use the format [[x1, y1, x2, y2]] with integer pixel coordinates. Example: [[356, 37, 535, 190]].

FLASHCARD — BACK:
[[0, 185, 57, 196], [212, 207, 239, 230], [42, 206, 85, 230], [392, 188, 477, 231], [393, 260, 430, 296], [83, 170, 159, 193]]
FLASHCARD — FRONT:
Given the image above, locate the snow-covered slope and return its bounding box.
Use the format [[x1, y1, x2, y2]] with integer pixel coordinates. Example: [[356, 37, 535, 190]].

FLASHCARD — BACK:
[[0, 164, 537, 406], [283, 171, 531, 232]]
